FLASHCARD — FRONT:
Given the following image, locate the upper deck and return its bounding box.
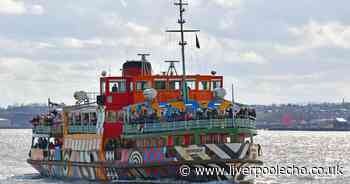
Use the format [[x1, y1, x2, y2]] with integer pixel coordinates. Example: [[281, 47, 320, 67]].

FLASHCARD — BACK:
[[98, 55, 223, 112]]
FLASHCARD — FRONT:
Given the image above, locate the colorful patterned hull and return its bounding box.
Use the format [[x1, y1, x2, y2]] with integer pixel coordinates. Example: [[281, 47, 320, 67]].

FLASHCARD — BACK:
[[28, 143, 262, 183]]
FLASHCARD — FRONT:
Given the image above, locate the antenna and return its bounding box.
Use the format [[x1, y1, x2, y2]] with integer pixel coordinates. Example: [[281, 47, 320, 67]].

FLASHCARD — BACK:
[[232, 83, 235, 104], [165, 60, 179, 76], [166, 0, 200, 103], [137, 53, 150, 61], [137, 53, 151, 76]]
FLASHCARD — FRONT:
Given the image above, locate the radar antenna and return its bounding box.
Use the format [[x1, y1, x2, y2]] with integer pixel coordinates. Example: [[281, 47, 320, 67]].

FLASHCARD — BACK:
[[137, 53, 151, 76], [166, 0, 200, 103], [165, 60, 179, 76]]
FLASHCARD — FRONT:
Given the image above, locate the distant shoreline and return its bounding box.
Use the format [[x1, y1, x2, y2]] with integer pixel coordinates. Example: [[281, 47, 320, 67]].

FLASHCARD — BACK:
[[0, 127, 31, 129], [257, 128, 350, 131]]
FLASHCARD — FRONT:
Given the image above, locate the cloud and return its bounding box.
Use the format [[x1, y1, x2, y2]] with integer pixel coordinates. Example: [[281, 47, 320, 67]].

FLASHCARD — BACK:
[[0, 0, 25, 15], [61, 38, 103, 49], [0, 57, 109, 105], [126, 22, 150, 34], [28, 4, 45, 15], [120, 0, 127, 8], [0, 0, 44, 15], [276, 20, 350, 54], [0, 0, 349, 105], [0, 38, 54, 49], [239, 51, 267, 64], [211, 0, 241, 8]]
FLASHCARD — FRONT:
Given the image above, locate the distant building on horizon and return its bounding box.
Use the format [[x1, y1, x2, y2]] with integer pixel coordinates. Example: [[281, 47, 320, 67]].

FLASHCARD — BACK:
[[310, 117, 348, 129]]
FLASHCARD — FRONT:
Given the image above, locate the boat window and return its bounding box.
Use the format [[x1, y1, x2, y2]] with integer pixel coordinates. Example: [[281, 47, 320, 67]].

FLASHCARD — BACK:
[[211, 80, 222, 90], [205, 135, 212, 144], [186, 80, 196, 90], [183, 135, 194, 145], [82, 113, 89, 125], [200, 135, 206, 144], [213, 134, 221, 144], [90, 112, 97, 126], [106, 111, 117, 123], [74, 112, 81, 125], [130, 82, 134, 92], [154, 80, 166, 90], [69, 113, 74, 125], [199, 81, 209, 90], [136, 81, 150, 91], [101, 80, 106, 94], [109, 80, 126, 93], [169, 81, 181, 90]]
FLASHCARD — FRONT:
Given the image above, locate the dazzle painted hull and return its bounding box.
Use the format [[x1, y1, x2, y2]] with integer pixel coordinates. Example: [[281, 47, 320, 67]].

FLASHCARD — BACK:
[[28, 159, 262, 182], [28, 143, 262, 183]]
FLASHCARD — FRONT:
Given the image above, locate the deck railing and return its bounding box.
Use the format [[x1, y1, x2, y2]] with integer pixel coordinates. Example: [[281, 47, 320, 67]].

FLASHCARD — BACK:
[[33, 125, 63, 135], [68, 125, 97, 134], [33, 125, 51, 134], [123, 118, 255, 135]]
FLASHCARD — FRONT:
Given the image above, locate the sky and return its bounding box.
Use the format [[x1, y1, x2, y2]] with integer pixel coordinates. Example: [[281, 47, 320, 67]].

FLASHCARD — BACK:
[[0, 0, 349, 106]]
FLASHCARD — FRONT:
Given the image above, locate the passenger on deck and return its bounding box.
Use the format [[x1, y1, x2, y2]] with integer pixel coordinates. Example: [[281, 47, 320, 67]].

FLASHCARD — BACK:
[[112, 84, 118, 92], [54, 139, 62, 161], [226, 107, 233, 118], [195, 108, 204, 120], [91, 113, 97, 125], [248, 108, 256, 120], [49, 142, 55, 160], [105, 140, 113, 151]]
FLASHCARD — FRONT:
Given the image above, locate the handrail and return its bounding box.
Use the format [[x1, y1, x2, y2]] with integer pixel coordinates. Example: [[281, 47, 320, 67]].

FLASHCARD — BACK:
[[123, 118, 255, 135], [68, 125, 97, 134], [33, 125, 63, 135]]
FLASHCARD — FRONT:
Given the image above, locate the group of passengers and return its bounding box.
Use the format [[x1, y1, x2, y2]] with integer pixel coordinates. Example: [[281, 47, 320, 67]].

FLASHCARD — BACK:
[[127, 102, 256, 124], [30, 109, 62, 126], [128, 104, 159, 124], [235, 108, 257, 120], [31, 137, 63, 161]]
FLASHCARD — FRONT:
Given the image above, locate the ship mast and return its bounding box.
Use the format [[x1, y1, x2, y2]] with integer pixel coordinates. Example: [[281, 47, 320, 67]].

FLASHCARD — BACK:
[[166, 0, 200, 103]]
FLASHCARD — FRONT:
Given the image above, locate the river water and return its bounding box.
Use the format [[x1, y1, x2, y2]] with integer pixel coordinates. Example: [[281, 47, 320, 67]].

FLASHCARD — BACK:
[[0, 129, 349, 184]]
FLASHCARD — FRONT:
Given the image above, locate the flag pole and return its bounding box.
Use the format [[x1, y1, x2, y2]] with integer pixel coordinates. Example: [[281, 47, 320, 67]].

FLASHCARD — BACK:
[[166, 0, 200, 103]]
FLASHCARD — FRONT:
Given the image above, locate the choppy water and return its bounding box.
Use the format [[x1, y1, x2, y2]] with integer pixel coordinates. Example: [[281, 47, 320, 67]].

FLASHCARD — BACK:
[[0, 129, 349, 184]]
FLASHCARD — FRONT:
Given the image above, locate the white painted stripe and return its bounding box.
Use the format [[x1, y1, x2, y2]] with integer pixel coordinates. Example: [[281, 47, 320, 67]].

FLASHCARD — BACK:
[[175, 146, 193, 161], [83, 140, 87, 151], [225, 143, 242, 153], [198, 152, 211, 160], [82, 166, 89, 178], [88, 140, 92, 151], [74, 140, 78, 151], [97, 139, 101, 150], [206, 144, 231, 159], [89, 167, 96, 180], [239, 143, 250, 159]]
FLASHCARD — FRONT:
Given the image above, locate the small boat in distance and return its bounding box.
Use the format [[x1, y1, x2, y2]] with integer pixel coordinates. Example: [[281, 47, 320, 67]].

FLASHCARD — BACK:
[[27, 0, 262, 183]]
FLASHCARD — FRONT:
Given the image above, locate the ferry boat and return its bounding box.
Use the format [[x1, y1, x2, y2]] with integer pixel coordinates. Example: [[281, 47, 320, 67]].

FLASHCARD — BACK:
[[27, 1, 262, 183]]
